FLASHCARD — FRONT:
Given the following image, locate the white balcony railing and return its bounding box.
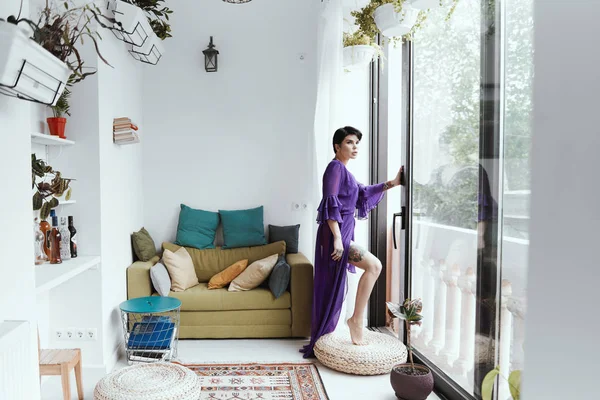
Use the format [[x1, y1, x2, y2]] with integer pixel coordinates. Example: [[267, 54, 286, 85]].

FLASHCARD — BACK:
[[406, 220, 527, 399]]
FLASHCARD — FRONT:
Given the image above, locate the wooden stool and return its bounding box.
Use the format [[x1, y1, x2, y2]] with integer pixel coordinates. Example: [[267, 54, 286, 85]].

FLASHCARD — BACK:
[[39, 348, 84, 400]]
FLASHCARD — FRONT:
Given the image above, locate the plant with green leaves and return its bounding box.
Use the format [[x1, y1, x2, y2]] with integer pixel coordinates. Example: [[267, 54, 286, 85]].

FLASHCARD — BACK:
[[32, 154, 73, 220], [343, 30, 384, 64], [350, 0, 459, 44], [386, 298, 423, 373], [122, 0, 173, 40], [482, 366, 521, 400], [50, 86, 71, 118], [351, 0, 428, 44]]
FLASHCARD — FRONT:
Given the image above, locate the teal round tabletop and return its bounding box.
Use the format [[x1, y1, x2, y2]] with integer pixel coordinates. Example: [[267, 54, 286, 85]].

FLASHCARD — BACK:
[[119, 296, 182, 313]]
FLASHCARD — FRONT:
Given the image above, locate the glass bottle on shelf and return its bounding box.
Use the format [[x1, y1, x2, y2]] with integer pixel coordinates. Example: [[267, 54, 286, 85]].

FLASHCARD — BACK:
[[39, 216, 51, 258], [59, 217, 71, 261], [68, 216, 77, 258], [49, 216, 62, 264], [34, 217, 47, 265]]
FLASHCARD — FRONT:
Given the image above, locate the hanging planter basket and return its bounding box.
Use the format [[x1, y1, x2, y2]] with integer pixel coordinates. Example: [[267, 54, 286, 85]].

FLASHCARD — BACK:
[[128, 35, 165, 65], [373, 3, 420, 38], [0, 21, 70, 106], [108, 0, 165, 65], [110, 1, 153, 48], [410, 0, 440, 9], [343, 45, 377, 71]]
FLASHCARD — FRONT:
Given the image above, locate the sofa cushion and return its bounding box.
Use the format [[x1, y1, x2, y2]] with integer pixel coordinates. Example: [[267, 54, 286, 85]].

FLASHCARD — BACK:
[[175, 204, 220, 249], [268, 224, 300, 254], [131, 227, 157, 261], [219, 206, 267, 249], [162, 241, 286, 283], [150, 262, 171, 296], [162, 247, 199, 292], [165, 283, 291, 311], [207, 259, 248, 289], [229, 254, 278, 292], [269, 255, 291, 299]]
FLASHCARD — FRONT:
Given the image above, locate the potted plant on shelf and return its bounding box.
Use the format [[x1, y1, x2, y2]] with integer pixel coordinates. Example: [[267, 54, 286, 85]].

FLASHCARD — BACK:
[[343, 31, 383, 71], [386, 298, 434, 400], [47, 83, 71, 138], [482, 366, 522, 400], [32, 154, 73, 220]]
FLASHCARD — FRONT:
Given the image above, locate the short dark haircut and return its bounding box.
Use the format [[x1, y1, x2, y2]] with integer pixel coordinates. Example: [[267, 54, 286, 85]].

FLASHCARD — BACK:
[[332, 126, 363, 154]]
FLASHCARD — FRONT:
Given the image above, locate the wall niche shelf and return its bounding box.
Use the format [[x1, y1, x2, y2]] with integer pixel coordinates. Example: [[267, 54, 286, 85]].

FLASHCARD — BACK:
[[35, 256, 101, 294], [31, 132, 75, 146]]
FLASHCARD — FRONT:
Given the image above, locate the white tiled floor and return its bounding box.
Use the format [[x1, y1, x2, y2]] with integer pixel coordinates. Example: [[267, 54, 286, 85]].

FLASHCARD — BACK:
[[41, 338, 441, 400]]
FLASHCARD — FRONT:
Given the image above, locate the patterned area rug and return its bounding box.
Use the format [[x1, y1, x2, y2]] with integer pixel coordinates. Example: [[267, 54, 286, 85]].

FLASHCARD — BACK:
[[180, 362, 329, 400]]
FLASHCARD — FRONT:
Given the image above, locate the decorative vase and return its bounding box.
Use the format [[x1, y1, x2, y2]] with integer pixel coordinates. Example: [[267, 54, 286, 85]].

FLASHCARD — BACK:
[[47, 117, 67, 138], [410, 0, 440, 10], [373, 3, 420, 38], [343, 45, 377, 71], [390, 364, 434, 400]]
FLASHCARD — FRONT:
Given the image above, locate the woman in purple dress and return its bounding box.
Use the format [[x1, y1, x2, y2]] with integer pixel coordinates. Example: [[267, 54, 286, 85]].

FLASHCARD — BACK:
[[301, 126, 404, 358]]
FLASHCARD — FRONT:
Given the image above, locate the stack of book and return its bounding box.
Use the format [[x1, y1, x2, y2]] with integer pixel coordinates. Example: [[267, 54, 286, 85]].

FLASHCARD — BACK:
[[113, 117, 140, 144]]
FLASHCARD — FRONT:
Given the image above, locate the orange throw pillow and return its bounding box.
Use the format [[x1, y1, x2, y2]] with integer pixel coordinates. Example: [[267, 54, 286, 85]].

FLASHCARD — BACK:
[[207, 259, 249, 289]]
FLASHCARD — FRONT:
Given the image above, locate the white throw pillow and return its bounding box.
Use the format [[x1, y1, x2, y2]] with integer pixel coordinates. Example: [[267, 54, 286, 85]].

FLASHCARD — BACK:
[[150, 262, 171, 297]]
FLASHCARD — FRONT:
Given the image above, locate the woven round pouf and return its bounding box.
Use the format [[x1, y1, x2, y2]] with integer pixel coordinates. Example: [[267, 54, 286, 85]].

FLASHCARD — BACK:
[[94, 362, 200, 400], [314, 329, 407, 375]]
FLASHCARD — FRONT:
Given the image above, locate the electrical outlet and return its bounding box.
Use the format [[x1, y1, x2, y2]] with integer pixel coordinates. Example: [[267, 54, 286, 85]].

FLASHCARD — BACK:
[[291, 202, 300, 211], [86, 328, 97, 341], [65, 328, 75, 340], [55, 330, 64, 340], [76, 329, 85, 340]]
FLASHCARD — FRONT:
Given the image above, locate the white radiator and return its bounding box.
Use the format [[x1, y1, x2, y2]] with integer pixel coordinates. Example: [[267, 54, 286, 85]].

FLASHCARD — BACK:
[[0, 321, 31, 400]]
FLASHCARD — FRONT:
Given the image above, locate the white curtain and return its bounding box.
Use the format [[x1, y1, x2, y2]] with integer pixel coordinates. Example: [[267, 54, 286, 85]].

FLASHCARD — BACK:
[[309, 0, 344, 327], [310, 0, 343, 234]]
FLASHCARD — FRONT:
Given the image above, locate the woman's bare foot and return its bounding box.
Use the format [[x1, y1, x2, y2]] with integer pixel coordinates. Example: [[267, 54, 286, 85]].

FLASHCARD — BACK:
[[347, 318, 366, 345]]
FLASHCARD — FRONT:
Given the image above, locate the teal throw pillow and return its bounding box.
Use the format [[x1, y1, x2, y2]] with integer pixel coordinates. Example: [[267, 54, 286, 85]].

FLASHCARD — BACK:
[[175, 204, 219, 249], [219, 206, 267, 249]]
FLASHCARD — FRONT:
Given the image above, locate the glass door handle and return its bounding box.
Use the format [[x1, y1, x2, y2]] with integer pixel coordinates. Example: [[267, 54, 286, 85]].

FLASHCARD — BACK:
[[392, 207, 406, 250]]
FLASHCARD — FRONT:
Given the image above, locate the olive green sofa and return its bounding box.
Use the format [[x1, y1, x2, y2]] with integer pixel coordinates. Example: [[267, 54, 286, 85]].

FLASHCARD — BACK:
[[126, 240, 313, 339]]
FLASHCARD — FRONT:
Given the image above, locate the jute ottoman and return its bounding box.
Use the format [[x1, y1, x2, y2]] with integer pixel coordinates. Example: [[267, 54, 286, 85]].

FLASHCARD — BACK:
[[314, 329, 407, 375], [94, 362, 200, 400]]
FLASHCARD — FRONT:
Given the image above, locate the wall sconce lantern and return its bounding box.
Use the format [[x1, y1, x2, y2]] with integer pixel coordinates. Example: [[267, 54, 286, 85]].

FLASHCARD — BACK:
[[202, 36, 219, 72]]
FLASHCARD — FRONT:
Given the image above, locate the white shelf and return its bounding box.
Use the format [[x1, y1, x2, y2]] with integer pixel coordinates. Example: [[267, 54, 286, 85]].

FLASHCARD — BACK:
[[57, 200, 76, 205], [31, 132, 75, 146], [35, 256, 101, 294]]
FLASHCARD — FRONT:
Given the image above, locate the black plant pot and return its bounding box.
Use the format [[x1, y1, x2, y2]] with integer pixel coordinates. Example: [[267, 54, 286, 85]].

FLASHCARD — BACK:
[[390, 363, 434, 400]]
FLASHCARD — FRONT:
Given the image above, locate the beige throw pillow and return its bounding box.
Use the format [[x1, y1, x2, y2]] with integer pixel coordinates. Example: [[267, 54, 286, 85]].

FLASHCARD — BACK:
[[162, 247, 199, 291], [229, 253, 278, 292]]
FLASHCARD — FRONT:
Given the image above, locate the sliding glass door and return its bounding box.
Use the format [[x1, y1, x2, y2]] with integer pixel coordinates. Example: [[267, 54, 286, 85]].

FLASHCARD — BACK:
[[400, 0, 533, 398]]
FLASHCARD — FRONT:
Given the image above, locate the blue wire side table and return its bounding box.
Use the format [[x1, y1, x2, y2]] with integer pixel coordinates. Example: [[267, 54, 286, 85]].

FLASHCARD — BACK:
[[119, 296, 182, 364]]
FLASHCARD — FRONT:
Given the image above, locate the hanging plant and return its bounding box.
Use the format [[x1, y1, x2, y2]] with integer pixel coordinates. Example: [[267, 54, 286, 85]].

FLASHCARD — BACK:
[[343, 31, 384, 57], [3, 0, 115, 84], [32, 154, 74, 220], [351, 0, 459, 43], [121, 0, 173, 40], [343, 31, 385, 71]]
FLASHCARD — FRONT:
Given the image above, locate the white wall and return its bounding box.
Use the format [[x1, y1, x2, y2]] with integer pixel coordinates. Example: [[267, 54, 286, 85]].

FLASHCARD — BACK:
[[142, 0, 319, 257], [0, 0, 42, 397], [97, 29, 145, 371], [522, 1, 598, 399]]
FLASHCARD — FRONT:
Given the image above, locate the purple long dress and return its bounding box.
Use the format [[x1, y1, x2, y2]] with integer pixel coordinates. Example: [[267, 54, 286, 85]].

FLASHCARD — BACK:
[[301, 159, 386, 358]]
